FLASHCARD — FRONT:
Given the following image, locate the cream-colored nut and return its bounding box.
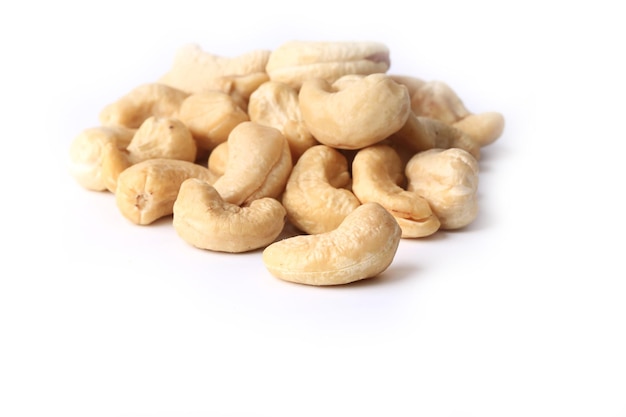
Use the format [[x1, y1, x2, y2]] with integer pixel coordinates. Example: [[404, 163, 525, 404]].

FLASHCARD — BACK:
[[173, 178, 286, 253], [389, 75, 426, 99], [100, 142, 132, 193], [126, 116, 197, 163], [282, 145, 361, 235], [213, 121, 292, 206], [406, 148, 479, 230], [390, 114, 480, 159], [410, 80, 471, 124], [352, 145, 440, 238], [262, 202, 401, 286], [159, 43, 271, 94], [266, 40, 390, 90], [207, 141, 228, 177], [453, 111, 505, 147], [248, 80, 318, 161], [99, 83, 189, 129], [69, 126, 135, 191], [202, 72, 270, 105], [115, 158, 216, 225], [299, 73, 411, 150], [177, 91, 249, 151]]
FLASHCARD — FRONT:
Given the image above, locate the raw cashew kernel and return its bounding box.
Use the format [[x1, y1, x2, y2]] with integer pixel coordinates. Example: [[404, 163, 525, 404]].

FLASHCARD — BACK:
[[213, 121, 292, 206], [266, 40, 391, 89], [299, 73, 411, 150], [159, 43, 271, 94], [262, 202, 402, 286], [453, 111, 505, 147], [115, 159, 216, 225], [69, 126, 135, 191], [406, 148, 479, 230], [99, 83, 189, 129], [248, 80, 318, 161], [282, 145, 361, 235], [173, 178, 286, 253], [410, 80, 471, 124], [126, 116, 197, 163], [352, 145, 440, 238], [207, 141, 228, 177], [177, 90, 249, 151]]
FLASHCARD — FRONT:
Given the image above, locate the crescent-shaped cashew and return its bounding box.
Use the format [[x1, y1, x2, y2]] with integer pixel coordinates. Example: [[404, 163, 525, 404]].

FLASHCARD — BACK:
[[262, 202, 401, 286], [115, 159, 216, 225], [173, 178, 286, 253], [352, 144, 440, 238], [298, 73, 411, 150], [282, 144, 361, 234], [212, 121, 292, 206]]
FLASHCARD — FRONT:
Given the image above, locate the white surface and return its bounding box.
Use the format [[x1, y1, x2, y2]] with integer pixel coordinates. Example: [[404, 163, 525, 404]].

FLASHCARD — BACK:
[[1, 1, 625, 416]]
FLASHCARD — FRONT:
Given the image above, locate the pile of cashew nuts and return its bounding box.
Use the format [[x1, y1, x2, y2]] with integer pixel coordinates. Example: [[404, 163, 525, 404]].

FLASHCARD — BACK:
[[69, 40, 505, 286]]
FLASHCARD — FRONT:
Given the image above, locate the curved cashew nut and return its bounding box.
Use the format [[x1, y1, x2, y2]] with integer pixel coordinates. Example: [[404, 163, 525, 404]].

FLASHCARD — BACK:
[[262, 202, 401, 286], [410, 80, 471, 124], [406, 148, 479, 230], [248, 80, 318, 161], [390, 114, 481, 159], [69, 126, 135, 191], [299, 73, 411, 150], [207, 141, 229, 177], [282, 144, 361, 235], [99, 83, 189, 129], [265, 40, 391, 90], [212, 121, 292, 206], [177, 90, 249, 151], [453, 111, 505, 147], [173, 178, 286, 253], [115, 158, 217, 225], [126, 116, 197, 163], [352, 145, 440, 238], [159, 43, 271, 94]]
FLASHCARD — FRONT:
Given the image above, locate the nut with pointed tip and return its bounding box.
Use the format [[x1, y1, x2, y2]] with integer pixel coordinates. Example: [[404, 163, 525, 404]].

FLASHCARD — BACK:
[[263, 202, 401, 286], [173, 178, 286, 253]]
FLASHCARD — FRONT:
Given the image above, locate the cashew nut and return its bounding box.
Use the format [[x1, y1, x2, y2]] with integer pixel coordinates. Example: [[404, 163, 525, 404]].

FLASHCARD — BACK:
[[115, 158, 216, 225], [177, 90, 249, 152], [159, 43, 271, 94], [126, 116, 197, 163], [212, 121, 292, 206], [69, 125, 135, 191], [453, 111, 505, 147], [266, 40, 391, 89], [263, 203, 402, 285], [173, 178, 286, 253], [99, 83, 189, 129], [352, 145, 440, 238], [248, 80, 318, 161], [207, 141, 228, 178], [410, 80, 471, 124], [282, 145, 361, 235], [405, 148, 479, 230], [262, 202, 401, 286], [299, 73, 411, 150]]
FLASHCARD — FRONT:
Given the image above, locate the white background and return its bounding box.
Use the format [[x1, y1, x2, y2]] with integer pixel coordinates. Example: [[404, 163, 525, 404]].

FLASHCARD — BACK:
[[1, 1, 625, 416]]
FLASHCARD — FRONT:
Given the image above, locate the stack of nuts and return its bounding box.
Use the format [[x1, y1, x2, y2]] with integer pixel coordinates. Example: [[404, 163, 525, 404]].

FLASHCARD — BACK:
[[69, 40, 505, 286]]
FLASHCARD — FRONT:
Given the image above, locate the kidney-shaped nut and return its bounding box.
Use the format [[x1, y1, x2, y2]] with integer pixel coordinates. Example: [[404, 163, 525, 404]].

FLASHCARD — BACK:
[[207, 141, 228, 178], [248, 80, 318, 161], [159, 43, 271, 94], [69, 126, 136, 191], [263, 202, 401, 286], [99, 83, 189, 129], [177, 91, 249, 151], [266, 40, 391, 90], [126, 116, 197, 163], [115, 158, 216, 225], [352, 145, 440, 238], [453, 111, 505, 147], [390, 114, 480, 159], [410, 80, 471, 125], [213, 121, 292, 206], [299, 73, 411, 150], [282, 145, 361, 235], [173, 178, 286, 253], [406, 148, 479, 230]]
